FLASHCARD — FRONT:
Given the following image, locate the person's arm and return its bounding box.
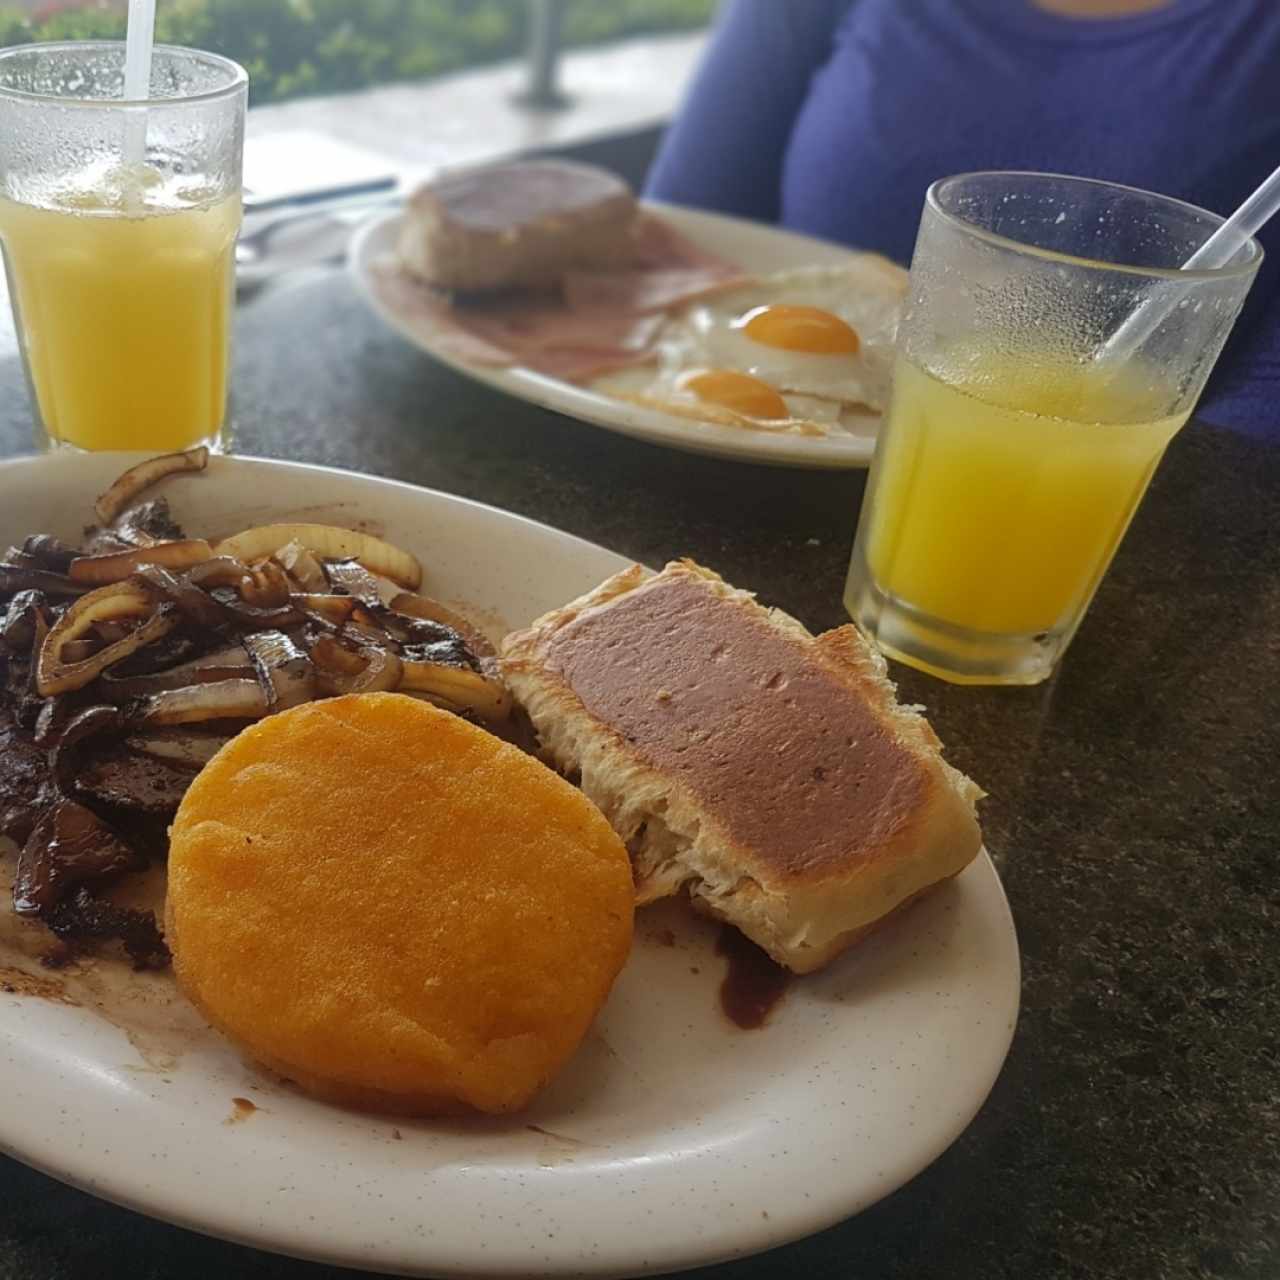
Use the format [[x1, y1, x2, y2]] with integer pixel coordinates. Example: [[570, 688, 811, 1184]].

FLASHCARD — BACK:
[[644, 0, 851, 223], [1196, 289, 1280, 442]]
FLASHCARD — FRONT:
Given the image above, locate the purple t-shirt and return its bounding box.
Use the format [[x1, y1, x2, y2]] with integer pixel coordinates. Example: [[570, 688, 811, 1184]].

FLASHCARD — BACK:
[[646, 0, 1280, 438]]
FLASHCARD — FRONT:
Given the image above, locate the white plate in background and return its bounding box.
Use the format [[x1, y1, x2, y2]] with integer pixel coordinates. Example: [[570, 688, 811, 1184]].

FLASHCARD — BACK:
[[350, 202, 905, 470]]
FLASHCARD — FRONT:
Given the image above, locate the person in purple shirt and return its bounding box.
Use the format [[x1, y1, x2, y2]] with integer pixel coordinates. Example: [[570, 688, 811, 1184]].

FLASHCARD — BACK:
[[646, 0, 1280, 439]]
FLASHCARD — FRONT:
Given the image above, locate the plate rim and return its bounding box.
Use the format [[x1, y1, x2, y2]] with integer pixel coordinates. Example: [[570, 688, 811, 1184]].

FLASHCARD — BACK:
[[0, 448, 633, 569], [0, 452, 1020, 1278], [347, 201, 886, 471]]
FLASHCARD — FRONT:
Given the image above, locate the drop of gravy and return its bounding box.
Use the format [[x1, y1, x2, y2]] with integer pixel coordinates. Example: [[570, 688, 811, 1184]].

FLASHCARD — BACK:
[[225, 1096, 258, 1124], [716, 925, 791, 1029]]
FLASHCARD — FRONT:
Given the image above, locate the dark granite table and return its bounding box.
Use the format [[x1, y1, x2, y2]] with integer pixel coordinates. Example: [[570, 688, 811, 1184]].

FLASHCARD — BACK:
[[2, 137, 1278, 1280]]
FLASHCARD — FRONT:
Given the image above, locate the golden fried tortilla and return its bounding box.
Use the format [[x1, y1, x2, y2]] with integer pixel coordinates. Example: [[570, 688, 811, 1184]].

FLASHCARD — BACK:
[[166, 692, 634, 1115]]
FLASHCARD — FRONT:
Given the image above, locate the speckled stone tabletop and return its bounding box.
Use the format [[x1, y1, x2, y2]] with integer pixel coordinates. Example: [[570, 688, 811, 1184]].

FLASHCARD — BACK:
[[1, 143, 1278, 1280]]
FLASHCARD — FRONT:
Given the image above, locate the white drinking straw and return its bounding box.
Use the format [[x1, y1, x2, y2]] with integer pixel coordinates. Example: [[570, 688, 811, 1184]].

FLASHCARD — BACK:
[[1098, 159, 1280, 363], [122, 0, 157, 170]]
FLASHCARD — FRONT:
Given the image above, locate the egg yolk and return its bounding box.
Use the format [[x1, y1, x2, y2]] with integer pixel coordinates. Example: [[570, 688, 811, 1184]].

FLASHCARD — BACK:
[[736, 304, 861, 355], [681, 369, 790, 420]]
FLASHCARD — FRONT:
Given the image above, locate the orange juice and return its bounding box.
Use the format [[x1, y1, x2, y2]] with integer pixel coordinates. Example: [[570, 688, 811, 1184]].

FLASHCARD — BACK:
[[0, 169, 239, 451], [847, 351, 1186, 680]]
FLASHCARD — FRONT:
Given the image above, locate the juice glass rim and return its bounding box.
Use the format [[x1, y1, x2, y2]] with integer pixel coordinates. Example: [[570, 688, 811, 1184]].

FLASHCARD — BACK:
[[0, 41, 247, 110], [928, 170, 1264, 284]]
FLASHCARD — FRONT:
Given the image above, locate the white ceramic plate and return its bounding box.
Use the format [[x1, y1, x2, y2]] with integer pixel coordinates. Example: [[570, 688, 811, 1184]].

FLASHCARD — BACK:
[[349, 203, 901, 470], [0, 453, 1019, 1278]]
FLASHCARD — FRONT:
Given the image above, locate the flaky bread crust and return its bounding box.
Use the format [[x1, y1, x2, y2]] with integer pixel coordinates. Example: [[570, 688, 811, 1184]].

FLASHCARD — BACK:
[[500, 561, 983, 975]]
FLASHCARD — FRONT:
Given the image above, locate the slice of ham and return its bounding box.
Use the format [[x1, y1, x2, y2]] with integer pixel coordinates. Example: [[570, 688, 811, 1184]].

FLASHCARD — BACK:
[[371, 265, 512, 365], [446, 294, 665, 356], [562, 265, 748, 315], [525, 347, 663, 383], [373, 262, 663, 379], [376, 210, 753, 385], [563, 213, 751, 314], [628, 212, 744, 271]]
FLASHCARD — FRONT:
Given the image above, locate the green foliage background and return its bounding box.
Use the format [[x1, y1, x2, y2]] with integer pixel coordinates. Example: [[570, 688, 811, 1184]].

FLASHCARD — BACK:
[[0, 0, 715, 103]]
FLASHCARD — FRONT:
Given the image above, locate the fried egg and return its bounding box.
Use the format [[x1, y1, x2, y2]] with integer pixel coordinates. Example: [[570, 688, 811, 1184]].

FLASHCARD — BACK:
[[595, 260, 906, 437]]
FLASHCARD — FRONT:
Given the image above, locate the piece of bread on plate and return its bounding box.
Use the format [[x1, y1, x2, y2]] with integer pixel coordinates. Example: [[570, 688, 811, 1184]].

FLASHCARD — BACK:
[[397, 158, 637, 293], [500, 560, 982, 975]]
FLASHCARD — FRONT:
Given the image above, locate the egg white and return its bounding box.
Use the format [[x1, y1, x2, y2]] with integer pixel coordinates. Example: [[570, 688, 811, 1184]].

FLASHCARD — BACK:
[[597, 364, 880, 439], [670, 265, 901, 409], [593, 261, 905, 437]]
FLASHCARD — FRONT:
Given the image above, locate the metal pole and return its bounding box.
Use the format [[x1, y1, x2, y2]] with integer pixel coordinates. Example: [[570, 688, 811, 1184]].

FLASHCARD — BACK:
[[518, 0, 571, 110]]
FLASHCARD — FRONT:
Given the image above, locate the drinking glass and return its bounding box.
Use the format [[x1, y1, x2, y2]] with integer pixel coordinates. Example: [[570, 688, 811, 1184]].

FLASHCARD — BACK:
[[0, 42, 247, 453], [845, 171, 1262, 685]]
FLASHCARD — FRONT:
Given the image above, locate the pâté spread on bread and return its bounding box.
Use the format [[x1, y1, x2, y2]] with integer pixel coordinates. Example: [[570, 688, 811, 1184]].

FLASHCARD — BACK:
[[502, 560, 982, 974]]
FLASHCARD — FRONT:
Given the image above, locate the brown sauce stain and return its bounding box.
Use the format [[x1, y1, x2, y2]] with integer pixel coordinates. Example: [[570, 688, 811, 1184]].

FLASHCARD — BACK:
[[636, 902, 693, 953], [225, 1096, 258, 1124], [0, 857, 213, 1069], [0, 964, 75, 1003], [716, 925, 791, 1030]]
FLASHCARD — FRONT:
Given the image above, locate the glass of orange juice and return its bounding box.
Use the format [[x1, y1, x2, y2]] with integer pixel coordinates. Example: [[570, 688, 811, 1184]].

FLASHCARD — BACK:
[[845, 172, 1262, 685], [0, 42, 246, 453]]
